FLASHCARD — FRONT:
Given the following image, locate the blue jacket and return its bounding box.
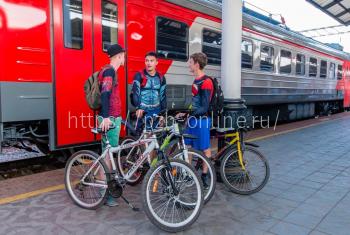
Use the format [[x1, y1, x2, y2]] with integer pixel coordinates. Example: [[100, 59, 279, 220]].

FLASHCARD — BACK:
[[131, 69, 166, 112]]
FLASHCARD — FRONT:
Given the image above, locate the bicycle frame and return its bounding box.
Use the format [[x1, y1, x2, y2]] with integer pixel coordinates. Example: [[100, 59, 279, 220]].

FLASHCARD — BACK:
[[215, 130, 246, 171], [158, 123, 191, 163], [81, 133, 159, 187]]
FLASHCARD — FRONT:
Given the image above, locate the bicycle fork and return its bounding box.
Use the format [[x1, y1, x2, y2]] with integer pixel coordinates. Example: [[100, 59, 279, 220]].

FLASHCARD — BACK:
[[157, 150, 180, 196], [236, 132, 246, 171]]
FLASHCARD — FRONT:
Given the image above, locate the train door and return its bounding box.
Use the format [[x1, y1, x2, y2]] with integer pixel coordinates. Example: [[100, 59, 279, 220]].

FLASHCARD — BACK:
[[53, 0, 125, 148]]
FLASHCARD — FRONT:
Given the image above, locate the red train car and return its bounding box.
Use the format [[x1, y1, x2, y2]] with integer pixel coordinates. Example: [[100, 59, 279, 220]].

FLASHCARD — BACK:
[[1, 0, 350, 162]]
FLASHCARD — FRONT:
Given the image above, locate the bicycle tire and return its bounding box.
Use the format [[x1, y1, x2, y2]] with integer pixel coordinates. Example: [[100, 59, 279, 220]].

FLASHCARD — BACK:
[[65, 150, 109, 209], [170, 148, 216, 204], [220, 146, 270, 195], [141, 159, 203, 232]]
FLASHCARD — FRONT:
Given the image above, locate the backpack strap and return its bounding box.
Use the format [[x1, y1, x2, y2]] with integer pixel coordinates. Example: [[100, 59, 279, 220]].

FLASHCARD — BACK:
[[139, 70, 164, 89], [157, 72, 165, 84], [197, 75, 214, 101], [99, 65, 116, 86], [139, 70, 148, 88]]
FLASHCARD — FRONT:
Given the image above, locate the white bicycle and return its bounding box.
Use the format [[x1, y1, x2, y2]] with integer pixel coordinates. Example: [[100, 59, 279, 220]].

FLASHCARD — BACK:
[[64, 122, 204, 232]]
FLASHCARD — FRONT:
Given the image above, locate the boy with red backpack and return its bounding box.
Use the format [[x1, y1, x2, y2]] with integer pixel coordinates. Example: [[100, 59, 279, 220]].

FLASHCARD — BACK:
[[177, 52, 224, 189]]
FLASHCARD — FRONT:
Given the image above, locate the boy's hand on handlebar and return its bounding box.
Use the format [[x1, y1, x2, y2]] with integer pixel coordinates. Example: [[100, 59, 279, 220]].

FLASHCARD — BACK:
[[100, 118, 112, 132], [136, 109, 144, 118], [175, 112, 188, 119]]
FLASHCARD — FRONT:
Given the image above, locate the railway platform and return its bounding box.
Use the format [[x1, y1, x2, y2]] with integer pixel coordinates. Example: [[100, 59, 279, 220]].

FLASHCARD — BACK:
[[1, 112, 350, 235]]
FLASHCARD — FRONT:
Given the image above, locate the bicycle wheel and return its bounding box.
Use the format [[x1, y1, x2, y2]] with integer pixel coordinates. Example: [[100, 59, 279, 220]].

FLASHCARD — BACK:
[[117, 135, 145, 186], [142, 159, 203, 233], [65, 150, 109, 209], [170, 148, 216, 204], [220, 146, 270, 195]]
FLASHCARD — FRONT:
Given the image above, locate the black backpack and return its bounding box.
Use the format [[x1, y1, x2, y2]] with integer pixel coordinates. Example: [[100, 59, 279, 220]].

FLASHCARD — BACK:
[[201, 76, 224, 118]]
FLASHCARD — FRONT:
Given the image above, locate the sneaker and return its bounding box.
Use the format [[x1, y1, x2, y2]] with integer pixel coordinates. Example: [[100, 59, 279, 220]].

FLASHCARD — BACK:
[[105, 195, 119, 207], [201, 173, 210, 190]]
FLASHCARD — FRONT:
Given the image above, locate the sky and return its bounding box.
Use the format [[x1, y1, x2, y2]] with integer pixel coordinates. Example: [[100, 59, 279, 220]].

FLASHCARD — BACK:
[[244, 0, 350, 53]]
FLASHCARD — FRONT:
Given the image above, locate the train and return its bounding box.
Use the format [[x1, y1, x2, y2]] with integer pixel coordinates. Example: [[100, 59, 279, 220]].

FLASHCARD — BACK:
[[0, 0, 350, 162]]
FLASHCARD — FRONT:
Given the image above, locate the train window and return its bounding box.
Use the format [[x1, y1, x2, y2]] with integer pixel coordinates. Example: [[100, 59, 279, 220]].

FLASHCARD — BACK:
[[329, 63, 336, 79], [157, 17, 188, 61], [63, 0, 83, 49], [202, 29, 221, 65], [241, 40, 253, 69], [309, 57, 317, 77], [296, 54, 305, 76], [102, 1, 118, 51], [280, 50, 291, 74], [260, 45, 274, 72], [320, 60, 327, 78], [337, 65, 343, 80]]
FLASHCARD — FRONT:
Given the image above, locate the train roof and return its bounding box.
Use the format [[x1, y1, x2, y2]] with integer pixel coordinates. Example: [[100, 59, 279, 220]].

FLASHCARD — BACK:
[[166, 0, 350, 61]]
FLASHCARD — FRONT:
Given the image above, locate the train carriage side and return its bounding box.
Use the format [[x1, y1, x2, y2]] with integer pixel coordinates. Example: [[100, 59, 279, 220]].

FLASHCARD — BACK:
[[125, 0, 350, 121], [1, 0, 350, 162], [125, 0, 221, 111], [0, 0, 53, 154], [0, 0, 127, 156], [240, 18, 347, 120]]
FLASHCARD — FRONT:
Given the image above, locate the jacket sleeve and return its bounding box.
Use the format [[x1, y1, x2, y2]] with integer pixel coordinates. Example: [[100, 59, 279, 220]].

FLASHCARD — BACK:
[[190, 79, 213, 117], [131, 72, 142, 109], [100, 68, 115, 118], [160, 76, 167, 112]]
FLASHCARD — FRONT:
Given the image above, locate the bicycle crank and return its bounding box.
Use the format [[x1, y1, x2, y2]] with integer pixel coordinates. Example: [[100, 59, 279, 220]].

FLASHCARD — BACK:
[[107, 180, 123, 198]]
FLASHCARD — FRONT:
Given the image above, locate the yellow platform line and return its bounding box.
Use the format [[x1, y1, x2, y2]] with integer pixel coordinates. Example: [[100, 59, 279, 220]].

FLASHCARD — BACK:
[[0, 114, 349, 205], [0, 184, 65, 205]]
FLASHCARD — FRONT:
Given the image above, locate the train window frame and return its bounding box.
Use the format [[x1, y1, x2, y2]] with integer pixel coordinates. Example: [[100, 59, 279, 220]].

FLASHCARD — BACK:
[[329, 62, 336, 79], [102, 0, 118, 52], [63, 0, 84, 50], [241, 38, 253, 69], [202, 28, 222, 65], [260, 44, 275, 72], [296, 53, 306, 76], [156, 16, 189, 62], [279, 49, 292, 74], [309, 57, 318, 77], [337, 64, 343, 80], [320, 60, 327, 79]]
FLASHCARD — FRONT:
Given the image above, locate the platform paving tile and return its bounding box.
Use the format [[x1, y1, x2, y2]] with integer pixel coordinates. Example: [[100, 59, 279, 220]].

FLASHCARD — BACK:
[[269, 221, 311, 235], [315, 192, 350, 235], [283, 211, 323, 229], [2, 115, 350, 234], [308, 230, 331, 235]]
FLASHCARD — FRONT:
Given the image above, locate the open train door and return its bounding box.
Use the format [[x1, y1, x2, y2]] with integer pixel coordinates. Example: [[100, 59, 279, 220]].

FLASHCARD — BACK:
[[52, 0, 126, 149]]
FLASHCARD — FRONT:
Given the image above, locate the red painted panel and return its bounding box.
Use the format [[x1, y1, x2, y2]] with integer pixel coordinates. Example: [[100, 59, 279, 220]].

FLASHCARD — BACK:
[[54, 0, 94, 147], [126, 0, 207, 86], [0, 0, 51, 82], [54, 0, 126, 147], [93, 0, 126, 138]]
